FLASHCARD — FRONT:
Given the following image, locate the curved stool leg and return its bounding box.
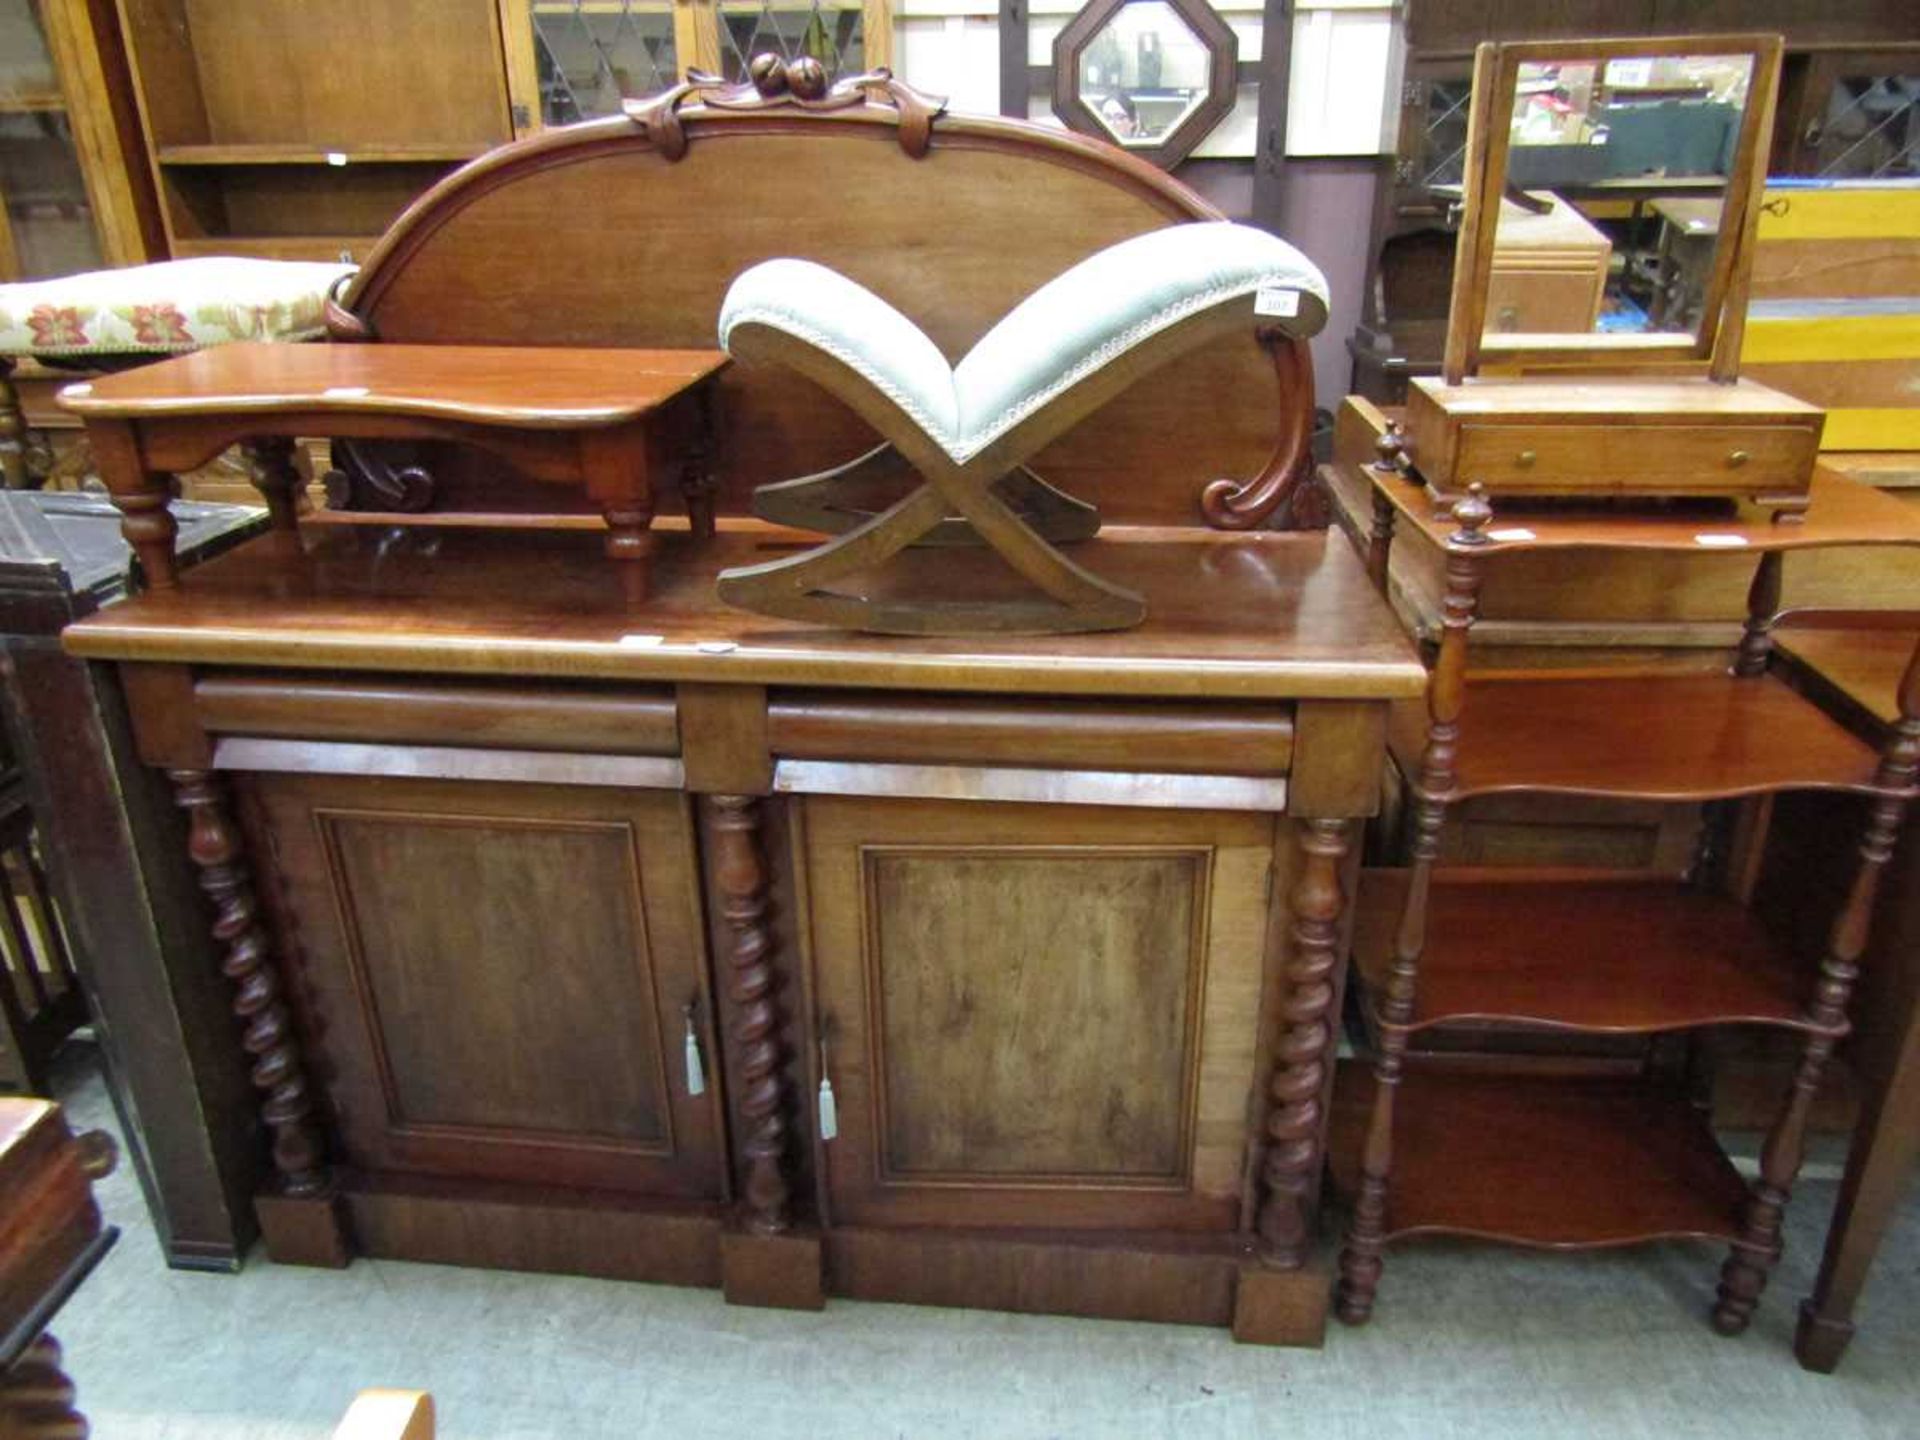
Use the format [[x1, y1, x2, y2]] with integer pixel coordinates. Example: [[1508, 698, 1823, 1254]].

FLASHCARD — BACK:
[[753, 442, 1100, 547], [719, 465, 1141, 634]]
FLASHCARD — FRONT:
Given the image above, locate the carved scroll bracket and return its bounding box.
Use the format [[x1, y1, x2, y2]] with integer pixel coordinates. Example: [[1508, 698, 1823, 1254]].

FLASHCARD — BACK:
[[625, 54, 947, 162], [1200, 331, 1318, 532]]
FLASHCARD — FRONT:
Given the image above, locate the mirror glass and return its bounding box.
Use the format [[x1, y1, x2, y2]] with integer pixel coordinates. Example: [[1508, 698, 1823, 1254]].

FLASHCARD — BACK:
[[1483, 52, 1754, 344], [1077, 0, 1212, 147]]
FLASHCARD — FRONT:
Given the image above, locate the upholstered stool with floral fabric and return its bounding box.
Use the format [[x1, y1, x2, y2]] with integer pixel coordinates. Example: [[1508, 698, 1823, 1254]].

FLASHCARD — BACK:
[[0, 257, 354, 489]]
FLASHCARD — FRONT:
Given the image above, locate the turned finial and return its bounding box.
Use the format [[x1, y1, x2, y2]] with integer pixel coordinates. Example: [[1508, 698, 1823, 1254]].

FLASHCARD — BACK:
[[787, 55, 829, 101], [749, 53, 788, 96], [1450, 482, 1493, 546], [1372, 422, 1408, 474]]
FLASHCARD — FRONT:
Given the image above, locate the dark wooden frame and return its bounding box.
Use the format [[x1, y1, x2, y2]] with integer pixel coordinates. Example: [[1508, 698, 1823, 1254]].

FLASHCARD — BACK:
[[1051, 0, 1240, 169]]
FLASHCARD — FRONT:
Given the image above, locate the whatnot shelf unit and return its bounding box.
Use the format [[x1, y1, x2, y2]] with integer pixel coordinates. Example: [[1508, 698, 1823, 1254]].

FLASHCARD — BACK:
[[1330, 440, 1920, 1334]]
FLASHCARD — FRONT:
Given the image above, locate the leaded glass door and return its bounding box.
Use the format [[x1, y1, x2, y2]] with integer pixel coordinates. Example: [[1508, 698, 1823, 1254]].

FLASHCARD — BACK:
[[506, 0, 893, 135]]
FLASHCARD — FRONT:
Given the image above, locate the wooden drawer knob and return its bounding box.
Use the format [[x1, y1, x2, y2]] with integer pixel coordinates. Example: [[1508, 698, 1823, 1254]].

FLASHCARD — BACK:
[[1515, 450, 1537, 468]]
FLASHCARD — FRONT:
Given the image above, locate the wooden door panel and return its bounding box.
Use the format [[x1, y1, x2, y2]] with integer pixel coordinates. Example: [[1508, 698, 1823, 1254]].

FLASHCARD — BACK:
[[805, 797, 1276, 1232], [870, 849, 1202, 1182], [248, 774, 724, 1199], [325, 811, 672, 1146]]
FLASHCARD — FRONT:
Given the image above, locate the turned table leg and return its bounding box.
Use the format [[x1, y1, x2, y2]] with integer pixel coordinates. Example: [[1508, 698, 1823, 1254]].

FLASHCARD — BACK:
[[584, 426, 659, 603], [87, 419, 179, 590], [0, 1334, 87, 1440], [1715, 679, 1919, 1336], [243, 436, 304, 536], [170, 769, 349, 1266]]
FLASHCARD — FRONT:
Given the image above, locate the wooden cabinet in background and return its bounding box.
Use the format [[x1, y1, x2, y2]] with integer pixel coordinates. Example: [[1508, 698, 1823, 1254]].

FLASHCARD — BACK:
[[0, 0, 159, 279], [106, 0, 902, 264]]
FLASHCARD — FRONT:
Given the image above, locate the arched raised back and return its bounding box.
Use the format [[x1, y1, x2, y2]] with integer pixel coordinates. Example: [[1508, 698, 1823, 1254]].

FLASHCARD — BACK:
[[332, 63, 1318, 529]]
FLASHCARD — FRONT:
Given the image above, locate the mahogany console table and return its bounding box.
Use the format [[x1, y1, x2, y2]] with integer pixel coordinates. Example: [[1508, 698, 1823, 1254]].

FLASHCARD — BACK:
[[58, 342, 728, 599], [60, 517, 1421, 1344]]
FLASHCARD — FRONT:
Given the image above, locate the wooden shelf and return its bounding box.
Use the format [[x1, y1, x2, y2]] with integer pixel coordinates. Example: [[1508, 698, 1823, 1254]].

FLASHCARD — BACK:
[[1351, 869, 1829, 1035], [1329, 1064, 1750, 1249], [1388, 669, 1889, 801], [0, 93, 66, 114], [156, 143, 487, 167]]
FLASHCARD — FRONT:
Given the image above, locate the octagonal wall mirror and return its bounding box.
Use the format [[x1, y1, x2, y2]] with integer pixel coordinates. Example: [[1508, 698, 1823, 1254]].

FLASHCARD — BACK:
[[1053, 0, 1238, 169], [1442, 33, 1783, 384]]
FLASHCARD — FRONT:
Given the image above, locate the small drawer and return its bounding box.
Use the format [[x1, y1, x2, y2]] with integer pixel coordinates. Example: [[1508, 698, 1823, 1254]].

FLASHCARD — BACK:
[[767, 691, 1294, 775], [1456, 422, 1818, 497]]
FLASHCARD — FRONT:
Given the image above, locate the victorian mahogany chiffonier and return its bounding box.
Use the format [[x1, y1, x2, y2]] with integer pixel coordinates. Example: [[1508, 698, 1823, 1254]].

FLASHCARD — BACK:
[[54, 64, 1424, 1346]]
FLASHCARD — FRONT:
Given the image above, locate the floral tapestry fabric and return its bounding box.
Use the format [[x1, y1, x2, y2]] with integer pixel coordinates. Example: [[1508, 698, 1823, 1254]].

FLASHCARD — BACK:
[[0, 257, 357, 358]]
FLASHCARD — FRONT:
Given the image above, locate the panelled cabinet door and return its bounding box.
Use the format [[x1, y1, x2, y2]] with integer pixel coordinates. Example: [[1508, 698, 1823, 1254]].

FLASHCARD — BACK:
[[801, 796, 1278, 1232], [247, 774, 726, 1200]]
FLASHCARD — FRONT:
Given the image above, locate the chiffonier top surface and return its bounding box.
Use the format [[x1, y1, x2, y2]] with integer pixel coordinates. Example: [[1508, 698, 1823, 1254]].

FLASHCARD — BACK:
[[59, 342, 729, 430], [61, 523, 1424, 701]]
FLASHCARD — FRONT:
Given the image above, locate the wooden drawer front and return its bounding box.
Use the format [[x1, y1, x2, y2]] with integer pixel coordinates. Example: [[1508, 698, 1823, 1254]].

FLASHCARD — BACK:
[[768, 692, 1294, 775], [804, 796, 1276, 1232], [1456, 422, 1818, 496], [1485, 267, 1602, 334], [197, 673, 679, 755], [247, 773, 725, 1199]]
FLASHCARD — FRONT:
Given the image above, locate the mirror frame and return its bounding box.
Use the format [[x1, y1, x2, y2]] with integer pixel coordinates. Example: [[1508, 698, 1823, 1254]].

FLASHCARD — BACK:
[[1052, 0, 1239, 170], [1441, 32, 1784, 384]]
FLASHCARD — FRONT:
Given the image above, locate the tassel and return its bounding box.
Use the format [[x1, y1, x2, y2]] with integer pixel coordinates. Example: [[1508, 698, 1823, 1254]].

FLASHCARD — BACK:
[[683, 1010, 706, 1096], [817, 1074, 838, 1141]]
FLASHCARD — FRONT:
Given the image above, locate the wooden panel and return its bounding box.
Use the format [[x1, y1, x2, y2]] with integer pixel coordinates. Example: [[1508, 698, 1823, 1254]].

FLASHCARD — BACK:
[[767, 691, 1295, 775], [248, 773, 724, 1199], [1454, 420, 1819, 500], [804, 796, 1274, 1231], [326, 814, 671, 1140], [344, 1179, 723, 1286], [179, 0, 511, 147], [825, 1225, 1240, 1325], [870, 849, 1201, 1181], [195, 673, 680, 754]]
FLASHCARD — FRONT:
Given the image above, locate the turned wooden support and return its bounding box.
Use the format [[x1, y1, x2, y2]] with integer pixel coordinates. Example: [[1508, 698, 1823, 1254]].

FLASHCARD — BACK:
[[1366, 490, 1396, 598], [0, 358, 27, 492], [89, 420, 179, 590], [0, 1334, 87, 1440], [1337, 485, 1488, 1325], [584, 427, 658, 602], [711, 795, 793, 1235], [1734, 551, 1783, 678], [1255, 817, 1351, 1267], [243, 436, 304, 534], [169, 769, 330, 1200], [1714, 641, 1920, 1335]]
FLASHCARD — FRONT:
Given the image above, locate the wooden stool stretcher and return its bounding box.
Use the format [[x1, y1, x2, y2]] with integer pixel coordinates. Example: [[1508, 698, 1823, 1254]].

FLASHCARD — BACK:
[[715, 221, 1329, 634]]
